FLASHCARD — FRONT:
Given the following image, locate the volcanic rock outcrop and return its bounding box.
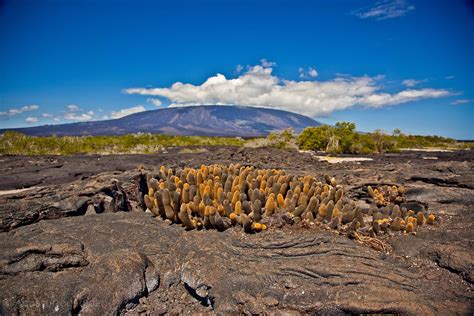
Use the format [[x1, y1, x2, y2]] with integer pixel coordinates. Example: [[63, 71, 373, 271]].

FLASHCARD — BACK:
[[0, 148, 472, 314]]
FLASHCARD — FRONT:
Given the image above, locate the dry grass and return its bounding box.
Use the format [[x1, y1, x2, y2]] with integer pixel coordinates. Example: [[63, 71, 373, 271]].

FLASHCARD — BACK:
[[353, 232, 391, 252]]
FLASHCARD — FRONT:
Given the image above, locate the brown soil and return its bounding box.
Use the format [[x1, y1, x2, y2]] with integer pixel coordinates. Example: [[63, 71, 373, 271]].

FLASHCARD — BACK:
[[0, 147, 473, 315]]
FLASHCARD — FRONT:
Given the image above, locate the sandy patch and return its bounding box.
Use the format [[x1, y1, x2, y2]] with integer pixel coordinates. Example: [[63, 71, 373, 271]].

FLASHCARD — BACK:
[[400, 148, 454, 152], [299, 150, 373, 163], [314, 156, 373, 164]]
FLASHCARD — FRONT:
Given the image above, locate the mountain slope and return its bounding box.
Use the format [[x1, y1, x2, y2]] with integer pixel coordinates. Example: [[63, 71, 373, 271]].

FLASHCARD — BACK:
[[1, 105, 321, 137]]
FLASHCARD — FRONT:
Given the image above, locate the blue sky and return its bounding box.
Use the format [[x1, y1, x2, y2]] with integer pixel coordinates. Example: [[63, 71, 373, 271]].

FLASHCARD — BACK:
[[1, 0, 473, 139]]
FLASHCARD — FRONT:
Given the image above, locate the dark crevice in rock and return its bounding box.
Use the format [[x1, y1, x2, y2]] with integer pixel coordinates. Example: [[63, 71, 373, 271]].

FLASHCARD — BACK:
[[409, 176, 471, 189], [437, 199, 461, 204], [77, 192, 97, 197], [67, 199, 89, 217], [100, 181, 131, 212], [183, 283, 214, 308], [73, 172, 93, 180], [436, 261, 470, 282], [71, 298, 84, 316], [400, 200, 428, 213], [118, 293, 143, 315], [433, 254, 473, 284], [136, 172, 149, 210]]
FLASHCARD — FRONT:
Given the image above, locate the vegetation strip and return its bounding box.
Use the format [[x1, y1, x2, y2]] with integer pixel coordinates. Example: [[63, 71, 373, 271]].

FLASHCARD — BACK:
[[1, 122, 470, 155]]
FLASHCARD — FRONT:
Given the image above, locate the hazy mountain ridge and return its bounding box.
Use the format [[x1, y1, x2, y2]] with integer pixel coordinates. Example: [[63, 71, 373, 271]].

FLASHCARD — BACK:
[[1, 105, 320, 137]]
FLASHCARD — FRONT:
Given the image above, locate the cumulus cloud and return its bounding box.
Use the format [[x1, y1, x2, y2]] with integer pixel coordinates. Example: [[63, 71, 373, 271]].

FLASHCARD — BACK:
[[236, 64, 244, 73], [0, 104, 39, 117], [64, 111, 94, 122], [147, 98, 162, 107], [402, 79, 425, 87], [299, 67, 318, 78], [452, 99, 473, 105], [110, 105, 146, 119], [308, 68, 318, 77], [66, 104, 80, 112], [40, 113, 63, 123], [361, 88, 449, 107], [25, 116, 39, 123], [61, 105, 97, 121], [354, 0, 415, 20], [260, 59, 276, 68], [123, 63, 451, 117]]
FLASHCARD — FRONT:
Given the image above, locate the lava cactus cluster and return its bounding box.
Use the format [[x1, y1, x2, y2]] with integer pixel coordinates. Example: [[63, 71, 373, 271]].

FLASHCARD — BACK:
[[366, 185, 436, 234], [142, 164, 436, 235], [367, 184, 405, 206]]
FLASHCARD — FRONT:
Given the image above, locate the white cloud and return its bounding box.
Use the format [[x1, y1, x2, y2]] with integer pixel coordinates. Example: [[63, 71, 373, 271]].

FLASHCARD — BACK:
[[110, 105, 146, 119], [147, 98, 162, 107], [66, 104, 80, 112], [361, 88, 449, 107], [402, 79, 425, 87], [41, 113, 53, 118], [25, 116, 39, 123], [452, 99, 473, 105], [123, 63, 451, 117], [354, 0, 415, 20], [236, 64, 244, 73], [64, 112, 94, 122], [299, 67, 318, 78], [308, 68, 318, 77], [260, 59, 276, 68], [445, 75, 455, 80], [0, 104, 39, 117], [24, 104, 39, 111], [61, 105, 96, 122]]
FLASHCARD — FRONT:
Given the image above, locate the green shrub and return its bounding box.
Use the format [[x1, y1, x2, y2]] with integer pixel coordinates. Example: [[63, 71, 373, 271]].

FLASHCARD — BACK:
[[266, 128, 298, 150], [298, 123, 360, 153], [298, 122, 462, 154], [298, 125, 334, 151]]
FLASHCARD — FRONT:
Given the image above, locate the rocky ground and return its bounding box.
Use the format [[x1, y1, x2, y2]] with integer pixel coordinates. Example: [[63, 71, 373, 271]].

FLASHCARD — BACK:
[[0, 147, 473, 315]]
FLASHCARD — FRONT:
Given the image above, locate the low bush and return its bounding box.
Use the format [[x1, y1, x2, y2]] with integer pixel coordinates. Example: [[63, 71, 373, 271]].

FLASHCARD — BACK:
[[0, 131, 243, 155], [298, 123, 464, 154], [0, 123, 468, 156]]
